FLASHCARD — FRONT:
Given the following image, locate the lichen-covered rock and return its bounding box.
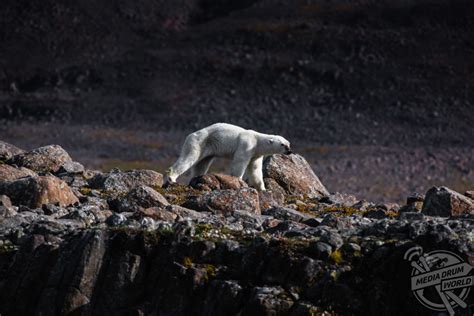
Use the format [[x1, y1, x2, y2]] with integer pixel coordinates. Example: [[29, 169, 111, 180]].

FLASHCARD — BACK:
[[263, 154, 329, 198], [422, 186, 474, 216], [183, 188, 260, 215], [88, 168, 163, 194], [166, 204, 205, 219], [258, 190, 285, 211], [0, 164, 36, 181], [8, 145, 72, 173], [112, 185, 169, 212], [133, 207, 177, 221], [190, 173, 248, 191], [0, 175, 79, 208], [263, 206, 312, 222], [56, 161, 85, 175], [242, 286, 294, 315], [0, 141, 24, 161]]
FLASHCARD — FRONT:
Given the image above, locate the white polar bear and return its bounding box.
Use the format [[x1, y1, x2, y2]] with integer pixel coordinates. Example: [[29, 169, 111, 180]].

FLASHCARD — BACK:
[[164, 123, 292, 191]]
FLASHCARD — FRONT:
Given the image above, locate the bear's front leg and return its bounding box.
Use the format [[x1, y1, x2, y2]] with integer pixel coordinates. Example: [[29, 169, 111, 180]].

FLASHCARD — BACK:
[[246, 156, 265, 191]]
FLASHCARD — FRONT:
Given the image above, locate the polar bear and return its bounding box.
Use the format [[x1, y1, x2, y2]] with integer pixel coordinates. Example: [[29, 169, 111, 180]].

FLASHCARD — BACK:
[[164, 123, 292, 191]]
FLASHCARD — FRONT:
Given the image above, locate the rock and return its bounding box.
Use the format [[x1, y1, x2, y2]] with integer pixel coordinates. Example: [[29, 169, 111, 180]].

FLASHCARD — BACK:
[[8, 145, 72, 173], [56, 161, 85, 175], [399, 212, 425, 221], [243, 286, 294, 315], [183, 188, 260, 215], [0, 194, 12, 208], [190, 173, 248, 191], [321, 192, 358, 206], [133, 207, 177, 222], [340, 243, 361, 259], [465, 190, 474, 199], [0, 175, 79, 208], [309, 241, 332, 260], [0, 164, 36, 181], [406, 193, 424, 211], [263, 206, 312, 222], [0, 141, 24, 161], [258, 190, 285, 211], [203, 280, 243, 315], [165, 205, 205, 219], [106, 213, 127, 226], [232, 210, 264, 229], [113, 185, 169, 212], [364, 209, 388, 219], [263, 154, 329, 198], [88, 168, 163, 194], [422, 186, 474, 216]]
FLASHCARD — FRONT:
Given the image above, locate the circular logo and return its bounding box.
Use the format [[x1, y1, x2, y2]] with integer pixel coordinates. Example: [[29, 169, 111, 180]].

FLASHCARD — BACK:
[[404, 247, 473, 315]]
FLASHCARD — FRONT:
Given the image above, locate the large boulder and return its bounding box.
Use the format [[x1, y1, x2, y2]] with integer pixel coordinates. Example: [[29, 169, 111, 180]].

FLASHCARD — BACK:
[[190, 173, 248, 191], [183, 188, 260, 215], [8, 145, 72, 173], [88, 168, 163, 194], [0, 141, 24, 161], [112, 185, 169, 212], [422, 186, 474, 217], [263, 154, 329, 198], [0, 175, 79, 208], [0, 164, 36, 181]]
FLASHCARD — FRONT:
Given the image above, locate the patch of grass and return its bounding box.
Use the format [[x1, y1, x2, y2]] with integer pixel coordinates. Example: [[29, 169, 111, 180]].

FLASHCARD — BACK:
[[321, 205, 366, 217]]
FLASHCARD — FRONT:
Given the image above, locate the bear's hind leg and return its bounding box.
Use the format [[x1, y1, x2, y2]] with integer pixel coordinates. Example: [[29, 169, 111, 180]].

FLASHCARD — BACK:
[[190, 156, 215, 178]]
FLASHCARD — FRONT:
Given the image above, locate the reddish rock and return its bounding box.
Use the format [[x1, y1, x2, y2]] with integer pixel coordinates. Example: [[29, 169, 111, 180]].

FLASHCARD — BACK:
[[0, 175, 79, 208], [8, 145, 72, 173], [258, 190, 285, 211], [183, 188, 260, 215], [263, 154, 329, 198], [133, 207, 177, 221], [190, 173, 248, 191], [113, 185, 169, 212], [0, 164, 36, 181], [422, 186, 474, 217]]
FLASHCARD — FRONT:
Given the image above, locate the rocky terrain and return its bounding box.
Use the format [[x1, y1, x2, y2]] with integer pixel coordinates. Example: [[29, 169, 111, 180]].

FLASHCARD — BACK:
[[0, 141, 473, 315], [1, 0, 473, 202]]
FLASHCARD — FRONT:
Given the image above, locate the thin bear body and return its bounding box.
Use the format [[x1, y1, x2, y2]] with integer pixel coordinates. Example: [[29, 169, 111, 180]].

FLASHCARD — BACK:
[[165, 123, 292, 190]]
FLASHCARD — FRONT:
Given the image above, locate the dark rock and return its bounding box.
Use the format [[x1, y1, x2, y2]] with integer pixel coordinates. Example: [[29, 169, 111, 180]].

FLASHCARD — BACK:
[[88, 168, 163, 194], [0, 141, 24, 161], [302, 217, 323, 227], [364, 209, 388, 219], [318, 228, 344, 248], [263, 153, 329, 198], [422, 186, 474, 216], [0, 175, 79, 208], [351, 199, 372, 211], [190, 173, 247, 191], [242, 286, 294, 315], [113, 185, 169, 212], [406, 193, 424, 211], [398, 204, 420, 213], [8, 145, 72, 173], [399, 212, 425, 221], [106, 213, 127, 226], [309, 241, 332, 260], [340, 243, 361, 259], [203, 280, 243, 315], [183, 188, 260, 215], [0, 164, 36, 181], [263, 206, 312, 222]]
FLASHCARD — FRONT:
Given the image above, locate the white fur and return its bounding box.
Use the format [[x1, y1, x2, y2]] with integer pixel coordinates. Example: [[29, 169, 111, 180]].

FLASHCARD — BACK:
[[165, 123, 291, 191]]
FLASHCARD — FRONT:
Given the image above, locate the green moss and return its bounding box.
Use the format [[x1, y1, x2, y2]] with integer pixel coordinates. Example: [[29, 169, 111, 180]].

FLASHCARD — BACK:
[[329, 249, 343, 264], [79, 187, 92, 195], [205, 264, 217, 277], [155, 184, 202, 205], [183, 256, 193, 268]]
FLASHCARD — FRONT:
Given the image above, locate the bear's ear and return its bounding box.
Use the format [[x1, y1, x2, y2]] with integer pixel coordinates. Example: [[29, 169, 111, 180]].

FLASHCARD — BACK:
[[268, 139, 274, 144]]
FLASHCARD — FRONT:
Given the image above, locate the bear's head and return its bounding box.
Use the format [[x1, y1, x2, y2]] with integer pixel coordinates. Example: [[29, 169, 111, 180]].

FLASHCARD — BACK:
[[267, 136, 292, 155]]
